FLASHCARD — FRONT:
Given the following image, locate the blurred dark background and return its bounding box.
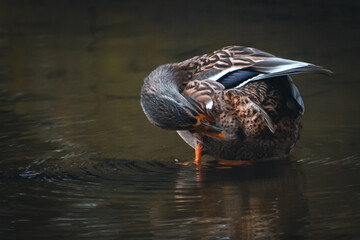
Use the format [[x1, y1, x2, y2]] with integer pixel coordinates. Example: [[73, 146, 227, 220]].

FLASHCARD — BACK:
[[0, 0, 359, 239]]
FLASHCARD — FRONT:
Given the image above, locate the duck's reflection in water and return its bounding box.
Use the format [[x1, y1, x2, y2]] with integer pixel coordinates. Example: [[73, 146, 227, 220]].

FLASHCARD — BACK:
[[149, 159, 308, 240]]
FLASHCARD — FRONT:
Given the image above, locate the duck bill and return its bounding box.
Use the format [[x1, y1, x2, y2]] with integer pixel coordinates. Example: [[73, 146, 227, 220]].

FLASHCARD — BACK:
[[194, 114, 226, 139], [197, 129, 226, 139]]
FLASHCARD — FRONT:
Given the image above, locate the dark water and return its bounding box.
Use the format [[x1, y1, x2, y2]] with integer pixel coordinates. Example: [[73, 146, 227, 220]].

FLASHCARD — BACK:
[[0, 0, 359, 239]]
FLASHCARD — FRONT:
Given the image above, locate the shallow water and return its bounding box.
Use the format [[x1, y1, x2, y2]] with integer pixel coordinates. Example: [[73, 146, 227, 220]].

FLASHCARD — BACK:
[[0, 0, 359, 239]]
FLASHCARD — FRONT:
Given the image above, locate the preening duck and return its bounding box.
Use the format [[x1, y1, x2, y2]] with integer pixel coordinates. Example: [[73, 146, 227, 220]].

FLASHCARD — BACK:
[[140, 46, 332, 165]]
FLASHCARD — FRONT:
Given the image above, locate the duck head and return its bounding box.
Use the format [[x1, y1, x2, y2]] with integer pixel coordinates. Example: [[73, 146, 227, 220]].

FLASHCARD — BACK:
[[140, 64, 198, 130], [140, 64, 226, 139]]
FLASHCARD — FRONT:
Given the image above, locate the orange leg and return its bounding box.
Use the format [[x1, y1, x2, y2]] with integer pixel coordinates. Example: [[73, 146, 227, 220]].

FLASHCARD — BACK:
[[195, 143, 202, 165]]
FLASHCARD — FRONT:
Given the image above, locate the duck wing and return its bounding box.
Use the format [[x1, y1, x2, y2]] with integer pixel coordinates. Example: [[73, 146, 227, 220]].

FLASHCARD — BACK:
[[180, 45, 332, 115], [181, 45, 331, 83]]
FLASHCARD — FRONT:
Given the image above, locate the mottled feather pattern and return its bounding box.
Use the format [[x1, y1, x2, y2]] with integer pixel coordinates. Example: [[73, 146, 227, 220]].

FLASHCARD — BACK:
[[179, 46, 303, 159], [183, 76, 299, 137], [179, 46, 273, 83], [141, 45, 329, 160]]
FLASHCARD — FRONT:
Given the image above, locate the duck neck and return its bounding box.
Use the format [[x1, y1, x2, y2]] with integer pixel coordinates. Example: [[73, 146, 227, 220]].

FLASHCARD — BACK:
[[141, 64, 197, 130], [144, 64, 184, 94]]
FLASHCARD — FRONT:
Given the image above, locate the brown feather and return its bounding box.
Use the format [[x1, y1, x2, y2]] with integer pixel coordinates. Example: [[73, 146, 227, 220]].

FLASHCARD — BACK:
[[141, 45, 329, 161]]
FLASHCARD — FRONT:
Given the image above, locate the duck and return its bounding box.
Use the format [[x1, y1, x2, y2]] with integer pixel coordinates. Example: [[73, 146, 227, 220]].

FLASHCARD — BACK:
[[140, 46, 332, 165]]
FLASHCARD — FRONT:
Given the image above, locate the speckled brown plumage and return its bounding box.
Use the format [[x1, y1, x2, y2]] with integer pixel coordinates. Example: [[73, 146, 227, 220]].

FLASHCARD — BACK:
[[140, 46, 331, 163], [183, 76, 302, 160]]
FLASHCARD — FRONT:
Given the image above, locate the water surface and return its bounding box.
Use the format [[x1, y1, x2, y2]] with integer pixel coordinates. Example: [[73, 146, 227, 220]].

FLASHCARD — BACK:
[[0, 0, 359, 239]]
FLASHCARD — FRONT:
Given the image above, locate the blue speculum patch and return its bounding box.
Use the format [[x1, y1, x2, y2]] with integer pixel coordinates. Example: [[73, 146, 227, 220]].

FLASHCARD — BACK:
[[217, 70, 258, 89]]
